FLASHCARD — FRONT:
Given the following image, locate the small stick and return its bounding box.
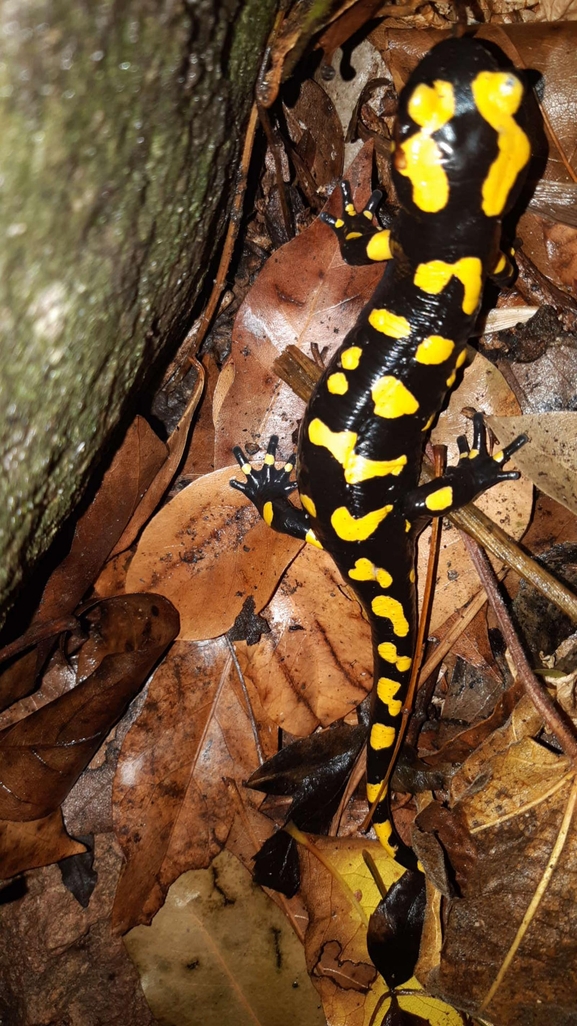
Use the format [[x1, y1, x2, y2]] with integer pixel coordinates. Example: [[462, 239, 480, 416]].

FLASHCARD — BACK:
[[461, 531, 577, 760]]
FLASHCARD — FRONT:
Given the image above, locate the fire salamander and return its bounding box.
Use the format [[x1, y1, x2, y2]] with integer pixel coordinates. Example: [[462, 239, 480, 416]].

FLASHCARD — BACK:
[[231, 37, 531, 870]]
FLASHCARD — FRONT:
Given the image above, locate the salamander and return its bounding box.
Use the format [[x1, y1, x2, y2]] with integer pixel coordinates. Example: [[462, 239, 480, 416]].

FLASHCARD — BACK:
[[231, 36, 531, 870]]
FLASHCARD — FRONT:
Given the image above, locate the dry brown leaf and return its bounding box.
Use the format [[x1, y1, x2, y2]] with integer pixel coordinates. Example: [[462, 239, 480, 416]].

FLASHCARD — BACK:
[[488, 411, 577, 518], [0, 594, 179, 822], [181, 352, 220, 482], [124, 466, 302, 641], [416, 729, 577, 1025], [111, 638, 279, 935], [212, 144, 380, 469], [0, 809, 85, 880], [284, 79, 344, 195], [109, 361, 205, 559], [35, 416, 167, 626], [235, 544, 372, 736]]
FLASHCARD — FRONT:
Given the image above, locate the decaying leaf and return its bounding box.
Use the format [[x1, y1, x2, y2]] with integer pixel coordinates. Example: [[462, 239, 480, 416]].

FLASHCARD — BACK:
[[36, 417, 168, 627], [0, 810, 85, 880], [247, 722, 366, 895], [235, 544, 373, 735], [0, 594, 179, 823], [488, 412, 577, 519], [415, 697, 577, 1025], [124, 850, 325, 1026], [111, 638, 279, 934], [124, 467, 302, 641]]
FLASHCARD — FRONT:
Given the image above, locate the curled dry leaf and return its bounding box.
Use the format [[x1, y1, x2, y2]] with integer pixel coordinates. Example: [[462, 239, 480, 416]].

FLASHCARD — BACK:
[[112, 638, 279, 935], [124, 466, 302, 641], [235, 544, 372, 736], [488, 411, 577, 519], [36, 417, 168, 626], [0, 594, 179, 822], [0, 415, 169, 712], [108, 361, 205, 559]]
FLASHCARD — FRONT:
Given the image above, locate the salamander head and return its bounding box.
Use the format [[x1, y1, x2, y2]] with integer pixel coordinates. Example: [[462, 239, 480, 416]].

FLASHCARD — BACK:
[[392, 36, 531, 222]]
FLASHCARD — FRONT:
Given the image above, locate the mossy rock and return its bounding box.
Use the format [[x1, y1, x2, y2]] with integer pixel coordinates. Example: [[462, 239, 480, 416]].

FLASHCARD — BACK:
[[0, 0, 276, 626]]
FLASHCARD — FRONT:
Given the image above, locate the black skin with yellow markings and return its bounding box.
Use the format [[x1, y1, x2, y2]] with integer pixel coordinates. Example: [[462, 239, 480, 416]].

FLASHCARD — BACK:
[[231, 37, 531, 870]]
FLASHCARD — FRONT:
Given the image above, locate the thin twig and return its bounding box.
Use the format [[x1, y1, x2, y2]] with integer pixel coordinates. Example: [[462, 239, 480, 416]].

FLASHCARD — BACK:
[[461, 532, 577, 760]]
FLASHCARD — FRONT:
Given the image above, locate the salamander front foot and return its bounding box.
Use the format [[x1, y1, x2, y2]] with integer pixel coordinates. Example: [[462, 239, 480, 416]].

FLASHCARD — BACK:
[[230, 436, 311, 541]]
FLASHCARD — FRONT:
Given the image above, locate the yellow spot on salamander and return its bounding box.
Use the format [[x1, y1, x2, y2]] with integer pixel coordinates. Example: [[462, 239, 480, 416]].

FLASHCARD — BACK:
[[349, 557, 375, 581], [348, 558, 392, 588], [241, 462, 252, 475], [327, 372, 348, 395], [284, 462, 293, 472], [345, 452, 407, 485], [446, 370, 457, 388], [305, 528, 323, 549], [371, 596, 410, 636], [469, 449, 479, 459], [368, 309, 411, 339], [374, 819, 398, 857], [345, 203, 356, 216], [366, 781, 383, 803], [455, 349, 467, 368], [422, 414, 435, 432], [345, 231, 362, 240], [409, 569, 416, 583], [378, 642, 412, 673], [472, 71, 530, 217], [308, 419, 357, 467], [341, 346, 362, 370], [263, 501, 274, 526], [396, 80, 455, 213], [308, 419, 407, 485], [376, 568, 393, 588], [366, 229, 392, 262], [372, 376, 419, 419], [493, 252, 508, 274], [405, 520, 411, 533], [414, 257, 483, 316], [377, 677, 403, 716], [300, 493, 317, 517], [331, 504, 393, 542], [370, 723, 397, 750], [425, 486, 453, 511], [415, 335, 455, 365], [363, 209, 373, 220], [334, 218, 344, 228], [264, 453, 275, 466], [493, 450, 505, 463]]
